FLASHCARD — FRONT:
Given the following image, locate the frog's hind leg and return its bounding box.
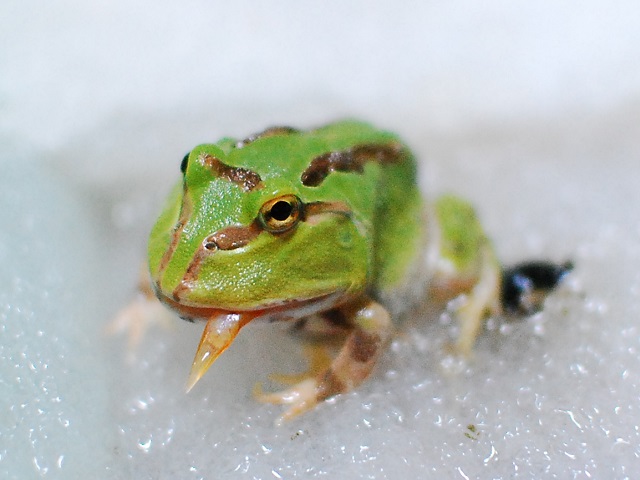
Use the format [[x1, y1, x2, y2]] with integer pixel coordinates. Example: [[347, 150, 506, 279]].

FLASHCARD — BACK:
[[431, 195, 572, 356], [440, 249, 573, 356], [450, 243, 501, 355], [255, 311, 351, 388], [256, 296, 393, 424], [430, 195, 502, 356]]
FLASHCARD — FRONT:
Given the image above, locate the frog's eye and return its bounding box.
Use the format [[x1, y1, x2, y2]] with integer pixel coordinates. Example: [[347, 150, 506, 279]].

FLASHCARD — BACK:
[[180, 153, 190, 174], [259, 195, 303, 233]]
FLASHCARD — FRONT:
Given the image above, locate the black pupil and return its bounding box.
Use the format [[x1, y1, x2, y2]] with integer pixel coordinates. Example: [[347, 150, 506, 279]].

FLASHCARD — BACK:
[[270, 201, 293, 221]]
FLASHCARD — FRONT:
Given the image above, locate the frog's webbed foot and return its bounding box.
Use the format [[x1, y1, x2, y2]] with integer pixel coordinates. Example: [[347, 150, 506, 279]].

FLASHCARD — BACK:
[[255, 378, 321, 425], [432, 196, 573, 358], [256, 296, 393, 424]]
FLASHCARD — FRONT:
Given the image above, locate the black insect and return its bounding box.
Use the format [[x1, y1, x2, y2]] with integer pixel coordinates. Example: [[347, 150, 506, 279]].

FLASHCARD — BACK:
[[501, 261, 573, 314]]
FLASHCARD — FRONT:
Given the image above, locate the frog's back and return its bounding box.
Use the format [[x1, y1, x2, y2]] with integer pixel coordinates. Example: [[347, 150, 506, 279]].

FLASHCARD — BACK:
[[307, 122, 426, 308], [301, 120, 425, 289]]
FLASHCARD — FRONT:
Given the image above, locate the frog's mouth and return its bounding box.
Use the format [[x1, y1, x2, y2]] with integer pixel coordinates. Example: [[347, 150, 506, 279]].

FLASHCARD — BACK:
[[154, 288, 346, 324], [153, 288, 347, 392]]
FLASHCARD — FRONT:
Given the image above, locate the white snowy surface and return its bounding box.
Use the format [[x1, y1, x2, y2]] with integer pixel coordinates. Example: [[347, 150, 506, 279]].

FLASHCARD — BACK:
[[2, 1, 640, 479]]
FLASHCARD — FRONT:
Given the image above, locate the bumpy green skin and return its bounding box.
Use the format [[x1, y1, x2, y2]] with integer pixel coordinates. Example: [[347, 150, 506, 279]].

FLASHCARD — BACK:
[[148, 120, 423, 311]]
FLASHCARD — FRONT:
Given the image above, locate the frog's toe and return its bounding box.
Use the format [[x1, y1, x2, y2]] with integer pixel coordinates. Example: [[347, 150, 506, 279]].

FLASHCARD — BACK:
[[255, 378, 317, 405], [254, 378, 320, 425]]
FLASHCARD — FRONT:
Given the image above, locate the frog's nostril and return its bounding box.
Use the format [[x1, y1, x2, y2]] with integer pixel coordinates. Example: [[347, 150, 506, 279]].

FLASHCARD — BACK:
[[203, 236, 218, 251]]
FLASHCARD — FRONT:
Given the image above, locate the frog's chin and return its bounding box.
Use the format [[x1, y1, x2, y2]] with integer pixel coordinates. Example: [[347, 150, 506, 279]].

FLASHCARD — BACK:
[[154, 289, 348, 324]]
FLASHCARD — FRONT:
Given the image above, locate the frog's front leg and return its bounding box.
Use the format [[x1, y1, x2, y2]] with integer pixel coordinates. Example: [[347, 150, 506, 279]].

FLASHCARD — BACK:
[[257, 295, 393, 423], [107, 267, 172, 353]]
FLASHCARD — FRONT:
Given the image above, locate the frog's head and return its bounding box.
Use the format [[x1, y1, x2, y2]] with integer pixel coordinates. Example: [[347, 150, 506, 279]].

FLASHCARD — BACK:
[[148, 129, 375, 320]]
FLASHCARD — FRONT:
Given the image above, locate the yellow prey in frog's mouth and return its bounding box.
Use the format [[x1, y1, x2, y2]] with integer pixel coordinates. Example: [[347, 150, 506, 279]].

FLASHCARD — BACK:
[[153, 286, 348, 392]]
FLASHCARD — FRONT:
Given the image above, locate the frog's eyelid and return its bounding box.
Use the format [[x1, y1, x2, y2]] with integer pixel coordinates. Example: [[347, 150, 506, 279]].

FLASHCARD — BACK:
[[199, 153, 263, 192], [301, 142, 406, 187]]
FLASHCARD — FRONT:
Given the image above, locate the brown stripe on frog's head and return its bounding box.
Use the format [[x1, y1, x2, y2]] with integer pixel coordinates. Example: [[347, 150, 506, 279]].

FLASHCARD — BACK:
[[301, 142, 406, 187], [199, 153, 263, 192], [155, 182, 193, 285]]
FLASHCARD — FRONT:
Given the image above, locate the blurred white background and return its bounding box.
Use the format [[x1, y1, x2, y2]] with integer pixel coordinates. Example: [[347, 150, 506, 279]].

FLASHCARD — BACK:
[[4, 1, 639, 149]]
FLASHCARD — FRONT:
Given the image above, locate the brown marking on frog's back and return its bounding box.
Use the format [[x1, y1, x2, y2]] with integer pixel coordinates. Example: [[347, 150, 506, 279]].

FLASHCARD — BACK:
[[301, 142, 406, 187]]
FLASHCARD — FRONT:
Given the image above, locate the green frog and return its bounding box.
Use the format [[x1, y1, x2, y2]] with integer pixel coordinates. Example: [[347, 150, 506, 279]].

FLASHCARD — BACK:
[[127, 120, 570, 422]]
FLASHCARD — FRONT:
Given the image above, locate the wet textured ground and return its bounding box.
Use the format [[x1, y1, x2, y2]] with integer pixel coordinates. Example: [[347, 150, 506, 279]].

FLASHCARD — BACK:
[[2, 2, 640, 478]]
